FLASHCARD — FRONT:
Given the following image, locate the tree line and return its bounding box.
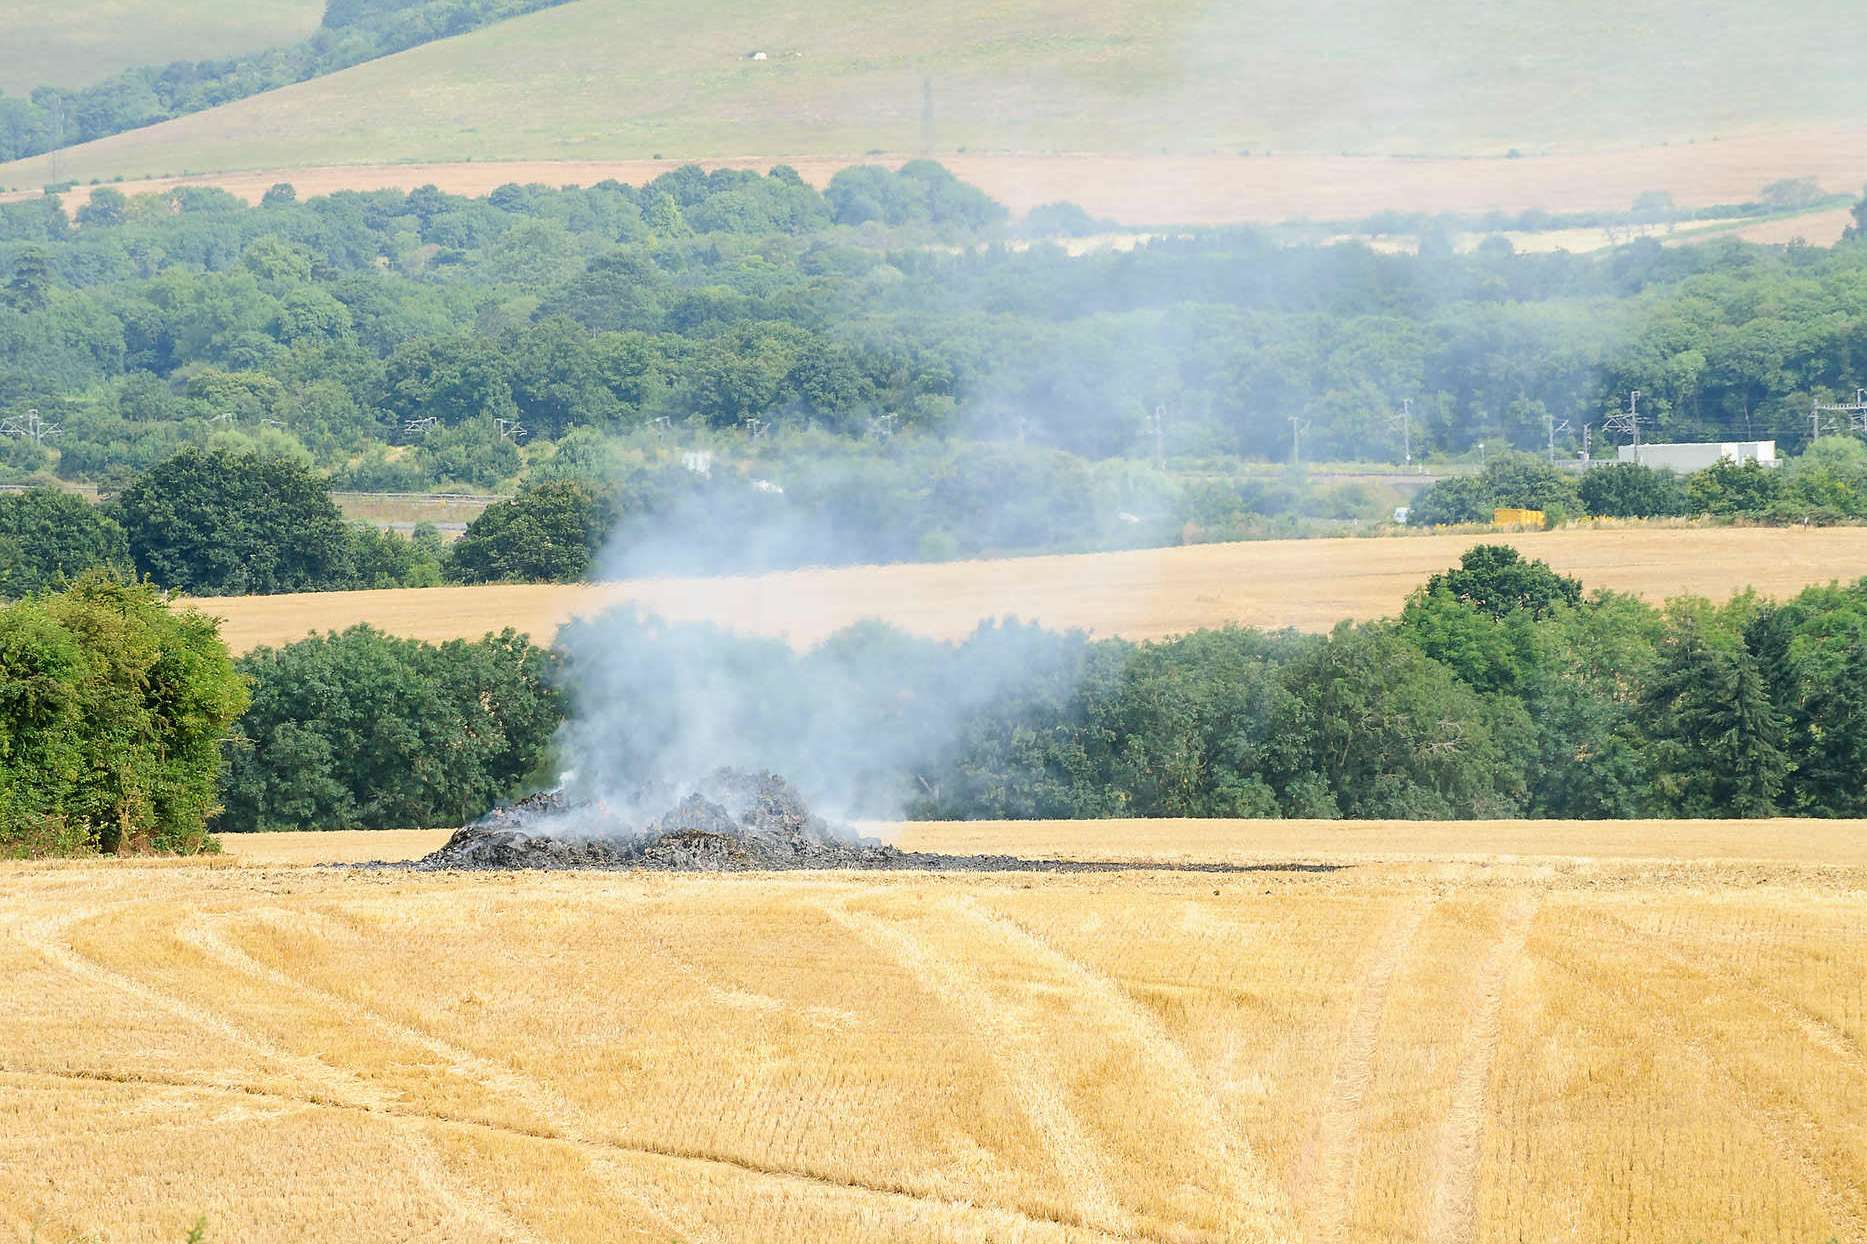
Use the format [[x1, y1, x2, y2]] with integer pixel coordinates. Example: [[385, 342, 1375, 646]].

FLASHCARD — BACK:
[[188, 546, 1867, 831], [0, 452, 444, 598], [4, 167, 1867, 497], [8, 545, 1860, 855], [1407, 440, 1867, 526], [12, 436, 1867, 602]]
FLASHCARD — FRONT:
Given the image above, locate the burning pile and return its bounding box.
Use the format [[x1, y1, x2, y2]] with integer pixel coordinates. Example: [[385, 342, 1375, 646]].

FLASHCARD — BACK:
[[418, 769, 906, 872], [415, 768, 1331, 876]]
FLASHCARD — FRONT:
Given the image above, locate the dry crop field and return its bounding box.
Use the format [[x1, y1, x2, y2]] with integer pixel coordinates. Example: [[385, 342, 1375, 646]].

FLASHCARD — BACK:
[[201, 525, 1867, 654], [6, 819, 1866, 1242], [12, 131, 1867, 229]]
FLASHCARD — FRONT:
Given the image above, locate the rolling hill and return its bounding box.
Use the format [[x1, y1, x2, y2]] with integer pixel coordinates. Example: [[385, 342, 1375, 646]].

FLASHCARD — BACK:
[[4, 0, 1863, 203], [0, 0, 323, 96]]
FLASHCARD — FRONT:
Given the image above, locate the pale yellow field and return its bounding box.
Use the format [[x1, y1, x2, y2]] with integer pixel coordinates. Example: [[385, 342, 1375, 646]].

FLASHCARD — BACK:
[[218, 816, 1867, 867], [199, 525, 1867, 654], [1340, 203, 1858, 256], [7, 821, 1866, 1243], [12, 132, 1867, 229]]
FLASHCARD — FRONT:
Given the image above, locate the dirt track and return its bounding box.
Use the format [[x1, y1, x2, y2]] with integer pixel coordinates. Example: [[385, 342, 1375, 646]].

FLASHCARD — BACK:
[[11, 128, 1866, 226]]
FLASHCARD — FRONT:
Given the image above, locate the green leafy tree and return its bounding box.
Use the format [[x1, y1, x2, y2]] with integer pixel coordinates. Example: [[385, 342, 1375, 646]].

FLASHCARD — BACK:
[[910, 630, 1120, 820], [383, 334, 517, 427], [1777, 436, 1867, 519], [218, 626, 560, 830], [1422, 544, 1582, 620], [410, 414, 522, 489], [1082, 628, 1305, 817], [1685, 458, 1781, 517], [346, 523, 442, 588], [1406, 475, 1492, 525], [1517, 591, 1664, 818], [0, 487, 131, 598], [1271, 623, 1527, 818], [112, 447, 353, 595], [5, 246, 52, 312], [0, 573, 247, 855], [1577, 462, 1691, 518], [445, 480, 615, 584], [1758, 177, 1825, 210], [1639, 604, 1791, 816], [1744, 582, 1867, 815], [1476, 451, 1581, 516], [75, 187, 129, 229], [1398, 586, 1541, 694], [1409, 454, 1580, 526]]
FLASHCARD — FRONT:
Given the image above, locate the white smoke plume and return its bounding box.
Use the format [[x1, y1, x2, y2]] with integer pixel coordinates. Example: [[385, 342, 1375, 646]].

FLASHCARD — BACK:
[[546, 605, 1085, 829]]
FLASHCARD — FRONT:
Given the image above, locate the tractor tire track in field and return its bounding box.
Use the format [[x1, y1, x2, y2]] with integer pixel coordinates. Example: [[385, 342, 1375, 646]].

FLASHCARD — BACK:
[[0, 1064, 1125, 1243], [1304, 897, 1434, 1244], [78, 898, 1135, 1243], [1425, 896, 1541, 1244], [818, 891, 1141, 1241], [178, 911, 712, 1244], [13, 908, 552, 1244], [951, 897, 1298, 1244]]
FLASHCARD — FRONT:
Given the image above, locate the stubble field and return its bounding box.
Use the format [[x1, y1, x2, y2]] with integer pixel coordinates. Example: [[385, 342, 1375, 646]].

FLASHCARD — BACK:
[[200, 525, 1867, 654], [11, 134, 1867, 231], [5, 819, 1865, 1242]]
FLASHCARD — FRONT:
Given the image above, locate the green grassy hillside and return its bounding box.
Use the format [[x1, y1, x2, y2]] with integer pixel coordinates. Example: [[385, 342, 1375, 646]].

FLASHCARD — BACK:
[[4, 0, 1862, 186], [0, 0, 324, 95]]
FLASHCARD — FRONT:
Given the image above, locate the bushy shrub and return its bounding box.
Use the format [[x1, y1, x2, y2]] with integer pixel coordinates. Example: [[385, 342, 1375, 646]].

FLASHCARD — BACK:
[[1409, 453, 1580, 526], [445, 480, 614, 583], [1577, 462, 1692, 517], [1, 574, 247, 855]]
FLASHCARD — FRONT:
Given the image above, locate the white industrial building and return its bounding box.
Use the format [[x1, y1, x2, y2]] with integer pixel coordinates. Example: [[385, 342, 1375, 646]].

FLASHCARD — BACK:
[[1615, 440, 1776, 472]]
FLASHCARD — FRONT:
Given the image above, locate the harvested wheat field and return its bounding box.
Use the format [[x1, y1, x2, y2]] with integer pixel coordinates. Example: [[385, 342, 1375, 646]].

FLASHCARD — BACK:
[[6, 818, 1867, 1243], [14, 131, 1867, 228], [202, 525, 1867, 654]]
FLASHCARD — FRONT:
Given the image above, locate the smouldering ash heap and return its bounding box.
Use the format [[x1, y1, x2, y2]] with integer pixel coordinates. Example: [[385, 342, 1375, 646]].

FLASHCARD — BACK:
[[416, 766, 1315, 876], [419, 768, 908, 871]]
